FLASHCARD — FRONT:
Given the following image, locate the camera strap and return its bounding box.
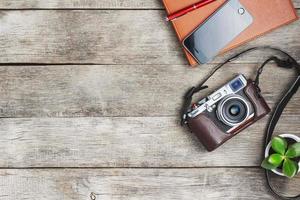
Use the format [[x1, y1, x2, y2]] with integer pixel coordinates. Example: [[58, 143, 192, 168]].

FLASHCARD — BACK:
[[256, 57, 300, 200], [180, 46, 300, 199]]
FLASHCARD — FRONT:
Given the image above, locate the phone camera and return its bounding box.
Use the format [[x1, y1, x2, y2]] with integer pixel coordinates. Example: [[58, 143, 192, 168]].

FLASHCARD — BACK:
[[238, 8, 245, 15]]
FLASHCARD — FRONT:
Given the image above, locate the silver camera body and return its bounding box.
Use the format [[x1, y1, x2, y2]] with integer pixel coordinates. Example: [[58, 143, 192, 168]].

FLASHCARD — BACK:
[[187, 74, 255, 133]]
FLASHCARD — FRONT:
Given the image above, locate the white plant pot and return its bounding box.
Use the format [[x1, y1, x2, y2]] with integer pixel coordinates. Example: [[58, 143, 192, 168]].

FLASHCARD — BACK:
[[264, 134, 300, 177]]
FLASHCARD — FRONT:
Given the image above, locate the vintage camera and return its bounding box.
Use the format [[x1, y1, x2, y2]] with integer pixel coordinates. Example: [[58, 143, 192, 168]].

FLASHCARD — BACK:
[[186, 74, 271, 151]]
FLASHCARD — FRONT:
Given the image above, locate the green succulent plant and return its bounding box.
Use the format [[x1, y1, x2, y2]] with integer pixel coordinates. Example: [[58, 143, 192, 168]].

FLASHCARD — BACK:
[[261, 136, 300, 178]]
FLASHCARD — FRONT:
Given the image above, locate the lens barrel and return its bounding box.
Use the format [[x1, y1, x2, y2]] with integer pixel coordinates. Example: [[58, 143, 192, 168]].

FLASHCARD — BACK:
[[217, 95, 250, 127]]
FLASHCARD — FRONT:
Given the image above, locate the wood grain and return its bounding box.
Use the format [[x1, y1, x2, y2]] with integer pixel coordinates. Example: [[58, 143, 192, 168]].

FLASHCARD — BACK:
[[0, 0, 161, 9], [0, 0, 299, 199], [0, 64, 298, 118], [0, 116, 298, 168], [0, 10, 299, 65], [0, 0, 299, 9], [0, 168, 299, 200]]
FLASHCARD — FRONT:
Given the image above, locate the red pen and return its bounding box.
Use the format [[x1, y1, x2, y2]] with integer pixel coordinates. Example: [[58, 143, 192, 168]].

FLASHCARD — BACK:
[[166, 0, 217, 21]]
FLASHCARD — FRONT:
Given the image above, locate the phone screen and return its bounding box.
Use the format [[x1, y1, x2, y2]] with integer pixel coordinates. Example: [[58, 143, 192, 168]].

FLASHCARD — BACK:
[[183, 0, 253, 64]]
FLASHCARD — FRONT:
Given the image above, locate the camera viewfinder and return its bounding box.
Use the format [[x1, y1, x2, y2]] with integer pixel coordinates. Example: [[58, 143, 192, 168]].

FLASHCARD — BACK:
[[230, 78, 244, 92]]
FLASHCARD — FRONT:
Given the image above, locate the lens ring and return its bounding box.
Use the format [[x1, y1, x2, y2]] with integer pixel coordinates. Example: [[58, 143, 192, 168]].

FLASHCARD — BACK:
[[217, 95, 250, 127]]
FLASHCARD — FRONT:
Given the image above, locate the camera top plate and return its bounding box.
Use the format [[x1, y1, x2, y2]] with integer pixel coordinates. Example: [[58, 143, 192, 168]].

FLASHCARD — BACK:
[[187, 74, 247, 118]]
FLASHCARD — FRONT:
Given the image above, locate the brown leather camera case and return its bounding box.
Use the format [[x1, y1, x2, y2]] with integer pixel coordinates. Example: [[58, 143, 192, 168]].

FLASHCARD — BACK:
[[187, 81, 271, 151]]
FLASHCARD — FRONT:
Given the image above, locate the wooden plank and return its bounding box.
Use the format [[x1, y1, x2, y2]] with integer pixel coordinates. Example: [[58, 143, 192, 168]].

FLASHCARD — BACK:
[[0, 0, 161, 9], [0, 10, 299, 65], [0, 168, 299, 200], [0, 64, 298, 118], [0, 116, 299, 167], [0, 0, 299, 9]]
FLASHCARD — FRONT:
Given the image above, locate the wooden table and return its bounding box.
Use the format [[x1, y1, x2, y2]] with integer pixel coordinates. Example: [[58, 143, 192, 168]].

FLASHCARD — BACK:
[[0, 1, 299, 199]]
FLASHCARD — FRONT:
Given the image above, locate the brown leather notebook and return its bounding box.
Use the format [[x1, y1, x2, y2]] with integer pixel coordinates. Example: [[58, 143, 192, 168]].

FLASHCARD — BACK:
[[162, 0, 298, 66]]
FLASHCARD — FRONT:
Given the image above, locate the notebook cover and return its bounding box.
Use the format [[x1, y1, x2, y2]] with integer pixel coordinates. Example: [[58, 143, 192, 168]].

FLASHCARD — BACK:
[[162, 0, 299, 66]]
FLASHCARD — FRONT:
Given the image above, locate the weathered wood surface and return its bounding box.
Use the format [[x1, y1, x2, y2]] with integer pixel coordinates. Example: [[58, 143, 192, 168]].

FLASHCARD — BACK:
[[0, 0, 299, 199], [0, 0, 160, 9], [0, 64, 298, 118], [0, 168, 299, 200], [0, 0, 299, 9], [0, 115, 299, 168], [0, 10, 299, 65]]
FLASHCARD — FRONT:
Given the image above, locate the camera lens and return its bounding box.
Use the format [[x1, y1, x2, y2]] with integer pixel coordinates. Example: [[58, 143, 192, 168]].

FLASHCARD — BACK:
[[238, 8, 245, 15], [224, 100, 246, 123], [229, 105, 241, 116], [217, 95, 250, 127]]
